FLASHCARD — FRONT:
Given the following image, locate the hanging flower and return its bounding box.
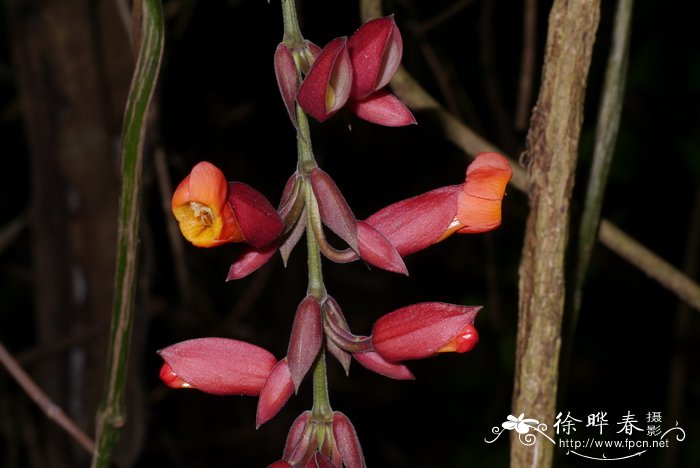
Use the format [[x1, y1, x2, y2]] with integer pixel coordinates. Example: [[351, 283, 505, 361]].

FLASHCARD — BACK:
[[370, 302, 480, 362], [362, 152, 512, 256], [296, 37, 353, 122], [158, 337, 278, 396], [172, 162, 283, 248], [297, 16, 415, 127]]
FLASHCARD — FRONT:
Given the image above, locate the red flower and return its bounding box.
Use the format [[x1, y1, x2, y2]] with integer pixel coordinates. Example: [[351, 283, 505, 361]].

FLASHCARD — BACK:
[[345, 16, 415, 127], [297, 16, 415, 127], [362, 152, 512, 256], [296, 37, 353, 122], [370, 302, 480, 362], [158, 338, 277, 396], [172, 162, 283, 248], [226, 153, 511, 280]]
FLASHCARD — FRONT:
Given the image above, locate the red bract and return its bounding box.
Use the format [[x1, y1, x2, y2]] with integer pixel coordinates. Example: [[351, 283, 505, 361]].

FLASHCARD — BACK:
[[275, 43, 300, 127], [297, 37, 353, 122], [257, 358, 295, 428], [172, 162, 283, 249], [345, 16, 415, 126], [371, 302, 481, 362], [158, 338, 277, 396], [364, 152, 512, 256], [346, 89, 416, 127], [287, 296, 323, 391], [274, 411, 365, 468], [353, 350, 414, 380], [228, 182, 285, 248], [310, 168, 358, 252], [333, 412, 366, 468], [347, 16, 402, 100]]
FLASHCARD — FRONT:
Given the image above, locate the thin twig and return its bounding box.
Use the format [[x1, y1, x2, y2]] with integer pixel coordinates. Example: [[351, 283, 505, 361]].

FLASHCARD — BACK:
[[0, 341, 95, 454], [154, 147, 194, 306], [0, 213, 27, 255], [572, 0, 633, 325], [412, 0, 476, 37], [598, 220, 700, 311]]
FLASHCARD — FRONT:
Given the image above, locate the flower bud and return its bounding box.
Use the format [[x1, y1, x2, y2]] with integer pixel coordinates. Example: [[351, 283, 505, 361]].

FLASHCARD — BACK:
[[371, 302, 481, 362], [158, 337, 277, 396], [297, 37, 353, 122], [347, 16, 403, 100], [287, 296, 323, 391], [257, 358, 295, 428]]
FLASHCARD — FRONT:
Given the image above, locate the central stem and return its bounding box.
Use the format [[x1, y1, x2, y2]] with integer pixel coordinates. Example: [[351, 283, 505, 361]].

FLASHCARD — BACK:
[[281, 0, 303, 46], [281, 0, 332, 425], [305, 186, 332, 420]]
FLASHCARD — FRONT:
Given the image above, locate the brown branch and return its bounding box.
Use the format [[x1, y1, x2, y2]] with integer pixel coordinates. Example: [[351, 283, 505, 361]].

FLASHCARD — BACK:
[[513, 4, 600, 468], [0, 341, 95, 454], [360, 0, 700, 315], [598, 220, 700, 311]]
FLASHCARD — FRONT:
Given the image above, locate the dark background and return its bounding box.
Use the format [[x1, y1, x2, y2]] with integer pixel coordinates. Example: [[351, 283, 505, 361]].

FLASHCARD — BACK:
[[1, 0, 699, 467]]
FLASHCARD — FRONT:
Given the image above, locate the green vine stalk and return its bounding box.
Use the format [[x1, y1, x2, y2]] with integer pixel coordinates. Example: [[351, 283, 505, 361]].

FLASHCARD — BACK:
[[91, 1, 164, 466]]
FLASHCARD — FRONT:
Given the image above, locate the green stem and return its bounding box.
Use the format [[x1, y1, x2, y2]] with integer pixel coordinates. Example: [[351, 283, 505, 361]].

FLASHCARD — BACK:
[[296, 106, 317, 174], [310, 351, 333, 421], [282, 0, 332, 435], [91, 1, 164, 466], [281, 0, 303, 46], [305, 184, 326, 299]]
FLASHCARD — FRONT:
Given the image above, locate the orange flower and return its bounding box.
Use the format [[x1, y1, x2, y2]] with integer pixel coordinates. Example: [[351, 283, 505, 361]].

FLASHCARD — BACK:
[[172, 162, 244, 247], [440, 152, 512, 239]]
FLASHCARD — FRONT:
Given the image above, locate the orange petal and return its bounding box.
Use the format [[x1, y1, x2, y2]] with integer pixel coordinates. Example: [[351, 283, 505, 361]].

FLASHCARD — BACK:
[[436, 324, 479, 353], [171, 161, 228, 214], [454, 152, 512, 234], [171, 162, 239, 247], [159, 363, 192, 389]]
